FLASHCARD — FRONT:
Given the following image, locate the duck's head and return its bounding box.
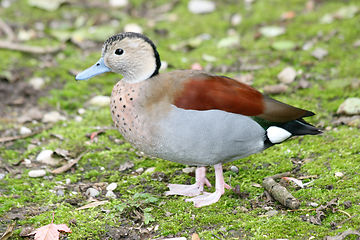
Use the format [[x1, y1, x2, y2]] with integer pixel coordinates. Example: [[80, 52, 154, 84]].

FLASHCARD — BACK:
[[75, 32, 161, 83]]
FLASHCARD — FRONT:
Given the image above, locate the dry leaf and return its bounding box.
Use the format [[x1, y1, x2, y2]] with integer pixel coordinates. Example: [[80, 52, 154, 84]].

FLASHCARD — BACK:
[[0, 222, 16, 240], [27, 213, 71, 240], [76, 200, 108, 210]]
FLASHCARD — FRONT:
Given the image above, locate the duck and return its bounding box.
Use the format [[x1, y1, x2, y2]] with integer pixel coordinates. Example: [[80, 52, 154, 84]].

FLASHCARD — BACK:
[[76, 32, 321, 207]]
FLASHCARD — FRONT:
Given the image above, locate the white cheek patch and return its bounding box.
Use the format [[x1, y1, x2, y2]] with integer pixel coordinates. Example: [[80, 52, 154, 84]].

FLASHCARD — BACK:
[[267, 126, 292, 144]]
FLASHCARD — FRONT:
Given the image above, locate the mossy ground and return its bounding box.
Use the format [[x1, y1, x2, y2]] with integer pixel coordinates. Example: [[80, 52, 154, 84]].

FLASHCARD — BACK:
[[1, 0, 360, 239]]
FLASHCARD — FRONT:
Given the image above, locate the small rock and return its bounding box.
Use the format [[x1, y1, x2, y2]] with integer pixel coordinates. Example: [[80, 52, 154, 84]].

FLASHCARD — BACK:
[[42, 111, 61, 123], [160, 61, 168, 71], [27, 144, 37, 151], [106, 182, 117, 191], [259, 26, 285, 38], [78, 108, 86, 115], [65, 178, 71, 184], [36, 150, 60, 166], [234, 73, 254, 85], [230, 165, 239, 174], [310, 202, 319, 207], [151, 172, 169, 182], [353, 39, 360, 48], [29, 77, 45, 90], [231, 13, 242, 26], [109, 0, 128, 7], [135, 167, 144, 173], [119, 161, 134, 171], [263, 84, 288, 95], [106, 190, 117, 199], [188, 0, 215, 14], [28, 170, 46, 178], [23, 159, 32, 165], [74, 116, 83, 122], [277, 67, 297, 84], [56, 189, 64, 196], [336, 98, 360, 115], [335, 172, 344, 177], [265, 210, 278, 217], [89, 95, 110, 107], [19, 126, 32, 135], [86, 187, 100, 197], [0, 173, 5, 180], [145, 167, 156, 174], [311, 48, 328, 60], [191, 62, 203, 70], [124, 23, 143, 34], [182, 167, 196, 173]]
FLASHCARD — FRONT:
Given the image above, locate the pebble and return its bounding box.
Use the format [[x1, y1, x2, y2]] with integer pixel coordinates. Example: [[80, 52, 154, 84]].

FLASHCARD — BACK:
[[29, 77, 45, 90], [263, 84, 288, 95], [42, 111, 61, 123], [36, 150, 60, 166], [124, 23, 143, 34], [27, 144, 37, 151], [230, 165, 239, 174], [23, 159, 32, 165], [336, 98, 360, 115], [28, 170, 46, 178], [86, 187, 100, 197], [0, 173, 5, 180], [277, 66, 297, 84], [335, 172, 344, 177], [109, 0, 128, 7], [19, 126, 32, 135], [231, 13, 242, 26], [65, 178, 71, 184], [265, 210, 278, 217], [74, 116, 83, 122], [78, 108, 86, 115], [188, 0, 215, 14], [106, 190, 117, 199], [310, 202, 319, 207], [182, 167, 196, 173], [135, 167, 144, 173], [311, 47, 328, 60], [89, 95, 110, 107], [106, 182, 117, 191], [144, 167, 156, 174], [56, 189, 64, 196]]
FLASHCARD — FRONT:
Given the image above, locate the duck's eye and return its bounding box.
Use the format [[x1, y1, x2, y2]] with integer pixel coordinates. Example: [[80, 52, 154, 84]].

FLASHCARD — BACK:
[[115, 49, 124, 55]]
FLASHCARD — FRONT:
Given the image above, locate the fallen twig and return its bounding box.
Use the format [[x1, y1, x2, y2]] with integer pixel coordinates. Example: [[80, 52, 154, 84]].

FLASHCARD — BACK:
[[0, 41, 65, 54], [262, 177, 300, 209], [268, 172, 291, 180], [51, 150, 88, 174], [0, 18, 15, 41], [298, 175, 318, 180], [338, 214, 358, 225], [0, 124, 54, 143]]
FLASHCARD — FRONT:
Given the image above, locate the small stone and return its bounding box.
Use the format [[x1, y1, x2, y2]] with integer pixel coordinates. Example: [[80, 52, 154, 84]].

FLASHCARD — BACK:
[[42, 111, 61, 123], [106, 190, 117, 199], [119, 161, 134, 171], [89, 95, 110, 107], [29, 77, 45, 90], [230, 165, 239, 174], [231, 13, 242, 26], [188, 0, 215, 14], [27, 144, 37, 151], [265, 210, 278, 217], [311, 48, 328, 60], [263, 84, 288, 95], [151, 172, 169, 182], [160, 61, 168, 71], [335, 172, 344, 177], [0, 173, 5, 180], [86, 187, 100, 197], [144, 167, 156, 174], [36, 150, 60, 166], [124, 23, 143, 34], [277, 67, 297, 84], [182, 167, 196, 173], [106, 182, 117, 191], [109, 0, 128, 7], [336, 98, 360, 115], [135, 167, 144, 173], [259, 26, 285, 38], [23, 159, 31, 165], [28, 170, 46, 178], [310, 202, 319, 207], [65, 178, 71, 184], [56, 189, 64, 196], [78, 108, 86, 115], [74, 116, 83, 122], [19, 126, 32, 135]]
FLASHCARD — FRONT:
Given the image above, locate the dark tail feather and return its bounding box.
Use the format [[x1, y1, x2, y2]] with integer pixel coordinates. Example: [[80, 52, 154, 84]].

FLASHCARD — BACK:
[[281, 119, 322, 136]]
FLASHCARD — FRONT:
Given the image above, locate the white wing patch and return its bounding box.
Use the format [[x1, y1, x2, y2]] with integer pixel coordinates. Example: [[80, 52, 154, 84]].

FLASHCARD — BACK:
[[267, 126, 292, 144]]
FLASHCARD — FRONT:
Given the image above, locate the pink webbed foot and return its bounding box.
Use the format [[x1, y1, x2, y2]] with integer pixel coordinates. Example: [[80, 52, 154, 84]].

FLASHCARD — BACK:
[[165, 167, 211, 197], [185, 163, 230, 207]]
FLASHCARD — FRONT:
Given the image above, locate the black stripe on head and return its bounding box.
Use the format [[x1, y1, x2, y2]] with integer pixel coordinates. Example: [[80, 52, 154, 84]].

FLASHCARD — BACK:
[[102, 32, 161, 78]]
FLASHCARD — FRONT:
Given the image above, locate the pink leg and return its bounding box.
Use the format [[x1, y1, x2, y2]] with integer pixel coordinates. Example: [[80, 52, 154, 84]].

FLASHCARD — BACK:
[[185, 163, 230, 207], [165, 167, 212, 197]]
